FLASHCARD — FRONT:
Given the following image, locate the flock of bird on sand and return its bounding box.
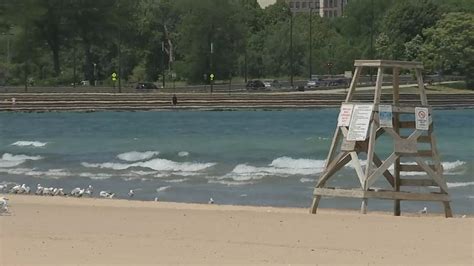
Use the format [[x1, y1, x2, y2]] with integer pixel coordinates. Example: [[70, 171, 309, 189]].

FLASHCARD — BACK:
[[0, 183, 215, 215]]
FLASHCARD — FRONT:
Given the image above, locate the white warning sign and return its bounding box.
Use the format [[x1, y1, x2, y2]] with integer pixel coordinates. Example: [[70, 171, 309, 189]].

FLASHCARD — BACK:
[[379, 105, 393, 128], [347, 104, 374, 141], [337, 104, 354, 127], [415, 107, 430, 130]]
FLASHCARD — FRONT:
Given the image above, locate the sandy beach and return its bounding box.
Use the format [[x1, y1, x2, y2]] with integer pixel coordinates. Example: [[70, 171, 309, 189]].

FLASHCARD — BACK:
[[0, 195, 472, 265]]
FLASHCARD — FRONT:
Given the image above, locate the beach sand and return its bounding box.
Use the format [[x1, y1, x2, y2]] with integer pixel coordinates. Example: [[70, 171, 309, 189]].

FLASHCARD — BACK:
[[1, 195, 473, 265]]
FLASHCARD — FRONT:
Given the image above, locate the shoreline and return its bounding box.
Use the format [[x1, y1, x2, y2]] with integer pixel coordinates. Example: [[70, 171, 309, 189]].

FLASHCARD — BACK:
[[1, 194, 473, 265]]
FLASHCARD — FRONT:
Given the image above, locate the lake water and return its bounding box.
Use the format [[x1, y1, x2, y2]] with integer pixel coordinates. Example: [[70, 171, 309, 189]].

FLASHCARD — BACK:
[[0, 109, 472, 214]]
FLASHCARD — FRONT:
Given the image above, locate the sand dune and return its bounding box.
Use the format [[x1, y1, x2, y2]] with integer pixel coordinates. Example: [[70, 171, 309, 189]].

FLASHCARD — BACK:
[[0, 195, 472, 265]]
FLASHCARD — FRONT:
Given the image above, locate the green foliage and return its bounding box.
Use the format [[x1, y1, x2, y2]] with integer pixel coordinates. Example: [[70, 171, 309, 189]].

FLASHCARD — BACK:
[[1, 0, 472, 87], [379, 0, 441, 59], [422, 12, 474, 87]]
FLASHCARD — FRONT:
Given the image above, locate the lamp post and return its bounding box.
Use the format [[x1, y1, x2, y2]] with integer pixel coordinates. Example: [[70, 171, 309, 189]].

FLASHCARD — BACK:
[[309, 7, 313, 80], [210, 42, 214, 94], [290, 10, 294, 88], [162, 41, 166, 89], [93, 63, 97, 86]]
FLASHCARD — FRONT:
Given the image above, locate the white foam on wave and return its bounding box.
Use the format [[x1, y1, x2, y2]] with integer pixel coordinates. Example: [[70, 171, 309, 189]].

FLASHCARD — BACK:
[[213, 157, 326, 183], [117, 151, 160, 162], [447, 181, 474, 188], [165, 178, 190, 183], [0, 167, 71, 179], [300, 177, 314, 183], [79, 173, 113, 180], [0, 153, 43, 168], [208, 179, 255, 186], [156, 186, 171, 192], [11, 141, 48, 148], [83, 157, 216, 174], [178, 151, 190, 157], [82, 162, 130, 170]]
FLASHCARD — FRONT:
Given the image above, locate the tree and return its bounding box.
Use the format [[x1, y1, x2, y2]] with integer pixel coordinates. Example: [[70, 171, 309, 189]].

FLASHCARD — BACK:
[[379, 0, 441, 59], [422, 12, 474, 87]]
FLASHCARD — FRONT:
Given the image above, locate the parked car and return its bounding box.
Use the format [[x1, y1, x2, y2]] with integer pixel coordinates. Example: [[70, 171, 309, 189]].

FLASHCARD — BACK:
[[327, 78, 349, 87], [262, 79, 281, 88], [306, 78, 323, 88], [246, 80, 266, 90], [135, 82, 159, 90]]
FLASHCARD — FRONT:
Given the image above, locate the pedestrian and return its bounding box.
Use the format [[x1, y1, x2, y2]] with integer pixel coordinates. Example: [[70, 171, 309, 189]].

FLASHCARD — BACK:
[[172, 94, 178, 106]]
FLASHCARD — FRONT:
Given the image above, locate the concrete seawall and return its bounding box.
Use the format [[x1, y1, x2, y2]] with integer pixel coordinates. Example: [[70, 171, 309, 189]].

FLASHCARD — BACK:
[[1, 92, 473, 112]]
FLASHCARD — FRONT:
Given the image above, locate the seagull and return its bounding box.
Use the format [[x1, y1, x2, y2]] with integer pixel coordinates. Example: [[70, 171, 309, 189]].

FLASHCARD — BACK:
[[99, 191, 114, 199], [84, 185, 93, 197], [36, 184, 44, 195], [0, 184, 7, 192], [0, 197, 9, 214], [10, 184, 21, 194], [70, 187, 85, 197], [419, 207, 428, 214], [53, 188, 65, 196], [128, 190, 134, 198], [208, 198, 214, 204], [21, 184, 31, 194], [154, 197, 159, 202]]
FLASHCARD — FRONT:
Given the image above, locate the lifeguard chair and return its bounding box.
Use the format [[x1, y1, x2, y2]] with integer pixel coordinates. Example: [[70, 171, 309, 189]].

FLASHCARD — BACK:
[[310, 60, 453, 217]]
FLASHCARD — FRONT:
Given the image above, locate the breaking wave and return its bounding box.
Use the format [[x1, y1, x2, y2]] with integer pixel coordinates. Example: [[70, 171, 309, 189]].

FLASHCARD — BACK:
[[0, 153, 43, 168], [212, 157, 326, 183], [447, 181, 474, 188], [178, 151, 190, 157], [117, 151, 160, 162], [11, 141, 48, 148], [82, 157, 216, 173]]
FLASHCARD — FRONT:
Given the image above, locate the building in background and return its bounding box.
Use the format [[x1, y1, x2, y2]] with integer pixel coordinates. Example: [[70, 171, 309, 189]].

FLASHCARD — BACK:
[[258, 0, 350, 17]]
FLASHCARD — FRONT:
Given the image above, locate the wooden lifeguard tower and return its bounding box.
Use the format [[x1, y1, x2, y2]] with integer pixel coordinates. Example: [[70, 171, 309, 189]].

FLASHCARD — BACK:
[[310, 60, 453, 217]]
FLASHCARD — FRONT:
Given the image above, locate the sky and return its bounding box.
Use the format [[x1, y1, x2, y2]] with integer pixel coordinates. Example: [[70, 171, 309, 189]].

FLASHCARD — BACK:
[[258, 0, 277, 8]]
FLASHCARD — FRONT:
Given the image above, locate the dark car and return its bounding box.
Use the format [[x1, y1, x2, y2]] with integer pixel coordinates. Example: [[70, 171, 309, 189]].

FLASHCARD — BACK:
[[135, 82, 159, 90], [246, 80, 266, 90]]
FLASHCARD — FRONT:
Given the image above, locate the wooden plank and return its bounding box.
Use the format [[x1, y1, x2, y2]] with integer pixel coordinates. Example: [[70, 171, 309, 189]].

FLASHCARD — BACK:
[[442, 201, 454, 218], [393, 67, 400, 104], [416, 69, 428, 105], [345, 67, 362, 102], [350, 152, 366, 187], [314, 188, 364, 198], [373, 153, 395, 187], [364, 190, 450, 202], [354, 60, 423, 69], [316, 152, 351, 188], [310, 196, 321, 214], [430, 134, 444, 176], [313, 188, 450, 202], [325, 127, 342, 168], [373, 67, 384, 104], [415, 158, 449, 192], [400, 135, 431, 143], [367, 152, 399, 187], [393, 69, 401, 216], [400, 164, 435, 172], [400, 179, 438, 187], [365, 120, 379, 187]]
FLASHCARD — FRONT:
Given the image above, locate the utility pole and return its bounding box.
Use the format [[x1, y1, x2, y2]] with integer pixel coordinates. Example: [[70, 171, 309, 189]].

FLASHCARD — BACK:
[[118, 31, 122, 93], [73, 43, 76, 88], [210, 41, 214, 94], [162, 41, 166, 88], [290, 11, 294, 88], [309, 7, 313, 80]]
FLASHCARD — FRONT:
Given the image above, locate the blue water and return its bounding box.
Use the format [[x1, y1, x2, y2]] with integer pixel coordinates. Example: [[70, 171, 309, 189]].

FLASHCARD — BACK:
[[0, 109, 473, 214]]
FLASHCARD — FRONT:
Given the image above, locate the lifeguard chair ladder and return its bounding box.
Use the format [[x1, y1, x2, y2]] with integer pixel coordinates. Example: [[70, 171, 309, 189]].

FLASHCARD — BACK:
[[310, 60, 453, 217]]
